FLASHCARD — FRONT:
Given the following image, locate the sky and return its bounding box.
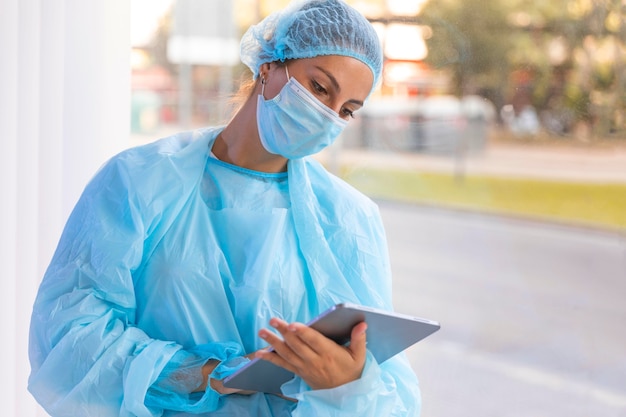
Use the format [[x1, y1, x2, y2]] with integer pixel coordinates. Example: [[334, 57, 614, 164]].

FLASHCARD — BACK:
[[131, 0, 173, 46]]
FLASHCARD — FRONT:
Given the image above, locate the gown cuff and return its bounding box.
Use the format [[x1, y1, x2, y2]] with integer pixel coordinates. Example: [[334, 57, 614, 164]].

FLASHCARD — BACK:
[[280, 351, 387, 413], [143, 342, 247, 414]]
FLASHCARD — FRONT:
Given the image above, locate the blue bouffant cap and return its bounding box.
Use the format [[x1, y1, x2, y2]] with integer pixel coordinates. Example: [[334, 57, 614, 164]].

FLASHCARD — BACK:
[[240, 0, 383, 94]]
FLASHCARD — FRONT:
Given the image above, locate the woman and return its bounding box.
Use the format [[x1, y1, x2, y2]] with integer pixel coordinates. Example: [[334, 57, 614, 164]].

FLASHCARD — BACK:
[[28, 0, 422, 415]]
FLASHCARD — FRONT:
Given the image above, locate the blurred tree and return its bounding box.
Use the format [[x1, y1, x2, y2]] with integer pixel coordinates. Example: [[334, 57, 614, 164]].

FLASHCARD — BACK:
[[420, 0, 512, 110], [148, 9, 177, 76], [421, 0, 626, 140]]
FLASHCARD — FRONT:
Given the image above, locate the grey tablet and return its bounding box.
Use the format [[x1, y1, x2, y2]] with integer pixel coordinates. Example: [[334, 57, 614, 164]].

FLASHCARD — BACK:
[[222, 303, 440, 394]]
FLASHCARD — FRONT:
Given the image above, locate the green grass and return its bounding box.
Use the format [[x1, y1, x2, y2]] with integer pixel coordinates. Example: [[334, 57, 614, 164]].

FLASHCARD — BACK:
[[341, 167, 626, 231]]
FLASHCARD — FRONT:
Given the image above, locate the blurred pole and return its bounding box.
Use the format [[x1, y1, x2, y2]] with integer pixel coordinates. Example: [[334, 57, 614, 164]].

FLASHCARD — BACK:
[[218, 63, 233, 123], [179, 62, 193, 128], [169, 0, 238, 127], [613, 19, 624, 126], [218, 1, 236, 122], [170, 0, 190, 129], [454, 126, 467, 183], [172, 0, 193, 128]]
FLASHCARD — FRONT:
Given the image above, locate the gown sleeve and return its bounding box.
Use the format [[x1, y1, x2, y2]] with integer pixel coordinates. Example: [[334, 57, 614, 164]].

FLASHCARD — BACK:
[[283, 352, 421, 416], [286, 159, 423, 416], [27, 151, 246, 417], [282, 213, 423, 416]]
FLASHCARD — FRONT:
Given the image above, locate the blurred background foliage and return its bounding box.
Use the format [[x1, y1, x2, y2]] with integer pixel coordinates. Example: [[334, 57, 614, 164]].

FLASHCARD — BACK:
[[136, 0, 626, 141], [420, 0, 626, 140]]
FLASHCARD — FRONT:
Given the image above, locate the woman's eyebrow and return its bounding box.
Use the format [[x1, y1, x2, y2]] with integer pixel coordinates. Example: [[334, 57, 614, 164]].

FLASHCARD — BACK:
[[315, 66, 364, 106], [315, 66, 341, 93]]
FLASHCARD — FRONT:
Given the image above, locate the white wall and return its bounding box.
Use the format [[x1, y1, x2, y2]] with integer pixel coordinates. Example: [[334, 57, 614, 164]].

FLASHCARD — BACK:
[[0, 0, 131, 415]]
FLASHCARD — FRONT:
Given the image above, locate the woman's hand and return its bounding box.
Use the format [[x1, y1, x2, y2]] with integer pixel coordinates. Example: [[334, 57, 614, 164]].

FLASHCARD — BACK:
[[256, 318, 368, 390]]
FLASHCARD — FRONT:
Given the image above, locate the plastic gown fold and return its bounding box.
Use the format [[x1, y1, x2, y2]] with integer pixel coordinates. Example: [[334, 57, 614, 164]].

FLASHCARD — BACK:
[[28, 127, 421, 416]]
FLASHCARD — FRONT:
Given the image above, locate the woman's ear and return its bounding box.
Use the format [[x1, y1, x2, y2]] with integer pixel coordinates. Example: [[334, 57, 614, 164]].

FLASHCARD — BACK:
[[258, 62, 271, 80]]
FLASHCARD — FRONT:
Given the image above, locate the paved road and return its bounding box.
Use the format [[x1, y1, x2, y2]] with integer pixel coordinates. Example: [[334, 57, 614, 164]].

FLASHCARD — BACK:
[[380, 201, 626, 417]]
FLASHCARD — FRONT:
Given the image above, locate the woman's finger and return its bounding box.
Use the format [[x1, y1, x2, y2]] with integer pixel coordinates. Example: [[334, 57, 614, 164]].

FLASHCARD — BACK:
[[348, 321, 368, 362], [267, 319, 318, 362], [258, 321, 306, 369]]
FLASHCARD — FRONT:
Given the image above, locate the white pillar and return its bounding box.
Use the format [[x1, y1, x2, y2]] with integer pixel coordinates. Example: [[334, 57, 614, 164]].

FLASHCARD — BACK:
[[0, 0, 20, 414], [61, 0, 131, 219], [0, 1, 131, 415], [17, 0, 43, 414], [38, 0, 65, 274]]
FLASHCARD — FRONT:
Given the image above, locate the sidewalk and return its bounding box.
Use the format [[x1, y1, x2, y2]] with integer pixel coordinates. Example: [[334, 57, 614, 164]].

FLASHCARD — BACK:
[[318, 141, 626, 184]]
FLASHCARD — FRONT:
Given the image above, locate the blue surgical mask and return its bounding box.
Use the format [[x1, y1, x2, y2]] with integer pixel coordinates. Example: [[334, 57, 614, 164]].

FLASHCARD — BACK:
[[256, 67, 348, 159]]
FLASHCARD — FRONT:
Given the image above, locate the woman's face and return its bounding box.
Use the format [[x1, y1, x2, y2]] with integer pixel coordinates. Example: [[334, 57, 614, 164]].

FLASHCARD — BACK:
[[262, 55, 374, 121]]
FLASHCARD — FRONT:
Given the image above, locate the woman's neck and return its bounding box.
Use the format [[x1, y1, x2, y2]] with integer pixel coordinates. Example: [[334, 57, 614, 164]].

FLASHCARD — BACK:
[[212, 98, 288, 173]]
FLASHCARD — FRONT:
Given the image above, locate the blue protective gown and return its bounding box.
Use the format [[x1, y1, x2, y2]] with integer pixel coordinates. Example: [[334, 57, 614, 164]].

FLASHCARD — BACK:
[[28, 127, 421, 416]]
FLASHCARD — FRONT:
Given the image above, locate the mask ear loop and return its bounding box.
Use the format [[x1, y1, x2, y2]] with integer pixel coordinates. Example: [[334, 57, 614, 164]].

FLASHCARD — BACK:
[[260, 65, 287, 99]]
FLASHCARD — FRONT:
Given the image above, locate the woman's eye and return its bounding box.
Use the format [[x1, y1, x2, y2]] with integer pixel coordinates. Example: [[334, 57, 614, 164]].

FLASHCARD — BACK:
[[341, 108, 355, 119], [312, 80, 327, 95]]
